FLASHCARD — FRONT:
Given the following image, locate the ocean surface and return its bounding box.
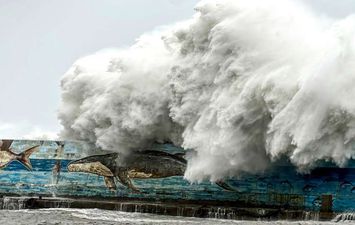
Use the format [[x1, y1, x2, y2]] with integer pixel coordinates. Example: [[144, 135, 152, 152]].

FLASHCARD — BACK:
[[0, 208, 347, 225]]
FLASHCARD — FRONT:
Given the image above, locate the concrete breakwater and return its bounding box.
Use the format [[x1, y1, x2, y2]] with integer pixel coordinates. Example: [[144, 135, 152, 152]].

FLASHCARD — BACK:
[[0, 196, 335, 221], [1, 140, 355, 222]]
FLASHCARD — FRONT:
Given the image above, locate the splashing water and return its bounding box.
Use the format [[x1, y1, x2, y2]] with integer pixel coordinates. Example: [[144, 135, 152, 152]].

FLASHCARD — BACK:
[[59, 0, 355, 183], [0, 208, 344, 225]]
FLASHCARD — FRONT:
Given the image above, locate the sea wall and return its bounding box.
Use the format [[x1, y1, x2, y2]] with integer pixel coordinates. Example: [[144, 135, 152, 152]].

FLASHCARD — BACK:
[[0, 139, 355, 219], [0, 196, 327, 220]]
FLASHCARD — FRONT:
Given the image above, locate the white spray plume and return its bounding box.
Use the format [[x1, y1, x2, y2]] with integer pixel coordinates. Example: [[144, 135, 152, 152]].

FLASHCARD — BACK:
[[59, 0, 355, 182]]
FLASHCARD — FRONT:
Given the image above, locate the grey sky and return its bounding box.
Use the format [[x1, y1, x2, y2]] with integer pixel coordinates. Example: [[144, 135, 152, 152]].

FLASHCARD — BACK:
[[0, 0, 199, 138], [0, 0, 354, 139], [302, 0, 355, 18]]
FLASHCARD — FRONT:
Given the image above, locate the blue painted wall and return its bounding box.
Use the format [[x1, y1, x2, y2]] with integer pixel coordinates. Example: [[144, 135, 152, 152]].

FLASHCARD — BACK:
[[1, 140, 355, 212]]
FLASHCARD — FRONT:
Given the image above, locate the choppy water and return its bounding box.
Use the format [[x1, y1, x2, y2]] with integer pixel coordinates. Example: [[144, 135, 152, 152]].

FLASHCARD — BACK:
[[0, 208, 347, 225]]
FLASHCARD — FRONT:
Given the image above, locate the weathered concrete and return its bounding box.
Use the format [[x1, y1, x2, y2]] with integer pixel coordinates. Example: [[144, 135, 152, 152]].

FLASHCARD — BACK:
[[0, 196, 335, 221]]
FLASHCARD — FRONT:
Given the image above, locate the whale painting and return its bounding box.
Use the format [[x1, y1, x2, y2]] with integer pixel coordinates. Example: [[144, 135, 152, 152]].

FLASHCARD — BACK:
[[1, 139, 355, 213], [67, 150, 236, 192], [0, 140, 39, 171]]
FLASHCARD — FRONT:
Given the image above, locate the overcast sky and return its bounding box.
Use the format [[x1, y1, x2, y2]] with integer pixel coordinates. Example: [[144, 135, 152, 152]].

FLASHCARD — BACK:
[[0, 0, 199, 139], [0, 0, 354, 139]]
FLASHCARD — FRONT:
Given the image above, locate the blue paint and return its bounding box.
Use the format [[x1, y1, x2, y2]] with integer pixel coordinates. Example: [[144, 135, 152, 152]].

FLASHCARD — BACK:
[[1, 140, 355, 212]]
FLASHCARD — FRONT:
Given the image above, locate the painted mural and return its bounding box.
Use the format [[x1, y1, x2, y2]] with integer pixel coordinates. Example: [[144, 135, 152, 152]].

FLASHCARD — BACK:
[[1, 139, 355, 213]]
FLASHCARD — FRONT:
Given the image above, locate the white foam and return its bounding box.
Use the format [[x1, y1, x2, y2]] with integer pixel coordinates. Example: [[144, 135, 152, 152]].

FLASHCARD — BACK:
[[59, 0, 355, 182]]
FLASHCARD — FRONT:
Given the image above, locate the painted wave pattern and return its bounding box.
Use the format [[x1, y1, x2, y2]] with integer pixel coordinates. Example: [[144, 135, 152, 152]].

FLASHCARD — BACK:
[[1, 141, 355, 212]]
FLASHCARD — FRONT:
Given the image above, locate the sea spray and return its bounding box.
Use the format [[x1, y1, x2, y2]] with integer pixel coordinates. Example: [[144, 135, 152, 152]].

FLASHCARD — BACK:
[[59, 0, 355, 183]]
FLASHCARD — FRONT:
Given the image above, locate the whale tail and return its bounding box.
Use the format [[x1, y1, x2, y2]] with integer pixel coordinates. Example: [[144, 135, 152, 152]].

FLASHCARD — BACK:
[[17, 145, 40, 171]]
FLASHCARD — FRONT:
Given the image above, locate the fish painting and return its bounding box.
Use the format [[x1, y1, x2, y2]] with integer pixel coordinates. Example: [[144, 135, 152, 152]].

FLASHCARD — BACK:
[[0, 140, 39, 170]]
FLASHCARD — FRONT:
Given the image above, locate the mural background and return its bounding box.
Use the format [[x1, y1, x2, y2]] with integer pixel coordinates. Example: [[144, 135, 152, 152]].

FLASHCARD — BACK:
[[1, 140, 355, 213]]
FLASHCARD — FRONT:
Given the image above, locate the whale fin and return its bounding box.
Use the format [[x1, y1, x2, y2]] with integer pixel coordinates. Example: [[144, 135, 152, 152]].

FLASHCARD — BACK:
[[174, 152, 186, 158], [117, 171, 140, 193], [17, 145, 40, 171], [0, 140, 13, 151], [104, 176, 116, 191], [141, 150, 187, 164], [215, 181, 239, 192]]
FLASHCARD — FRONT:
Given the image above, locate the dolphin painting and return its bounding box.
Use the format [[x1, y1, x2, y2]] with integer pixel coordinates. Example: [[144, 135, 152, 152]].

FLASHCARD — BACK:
[[67, 150, 236, 192], [0, 140, 39, 170]]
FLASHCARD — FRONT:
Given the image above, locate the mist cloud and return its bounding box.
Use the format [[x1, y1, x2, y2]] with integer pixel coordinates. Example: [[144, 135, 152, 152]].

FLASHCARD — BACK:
[[59, 0, 355, 182]]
